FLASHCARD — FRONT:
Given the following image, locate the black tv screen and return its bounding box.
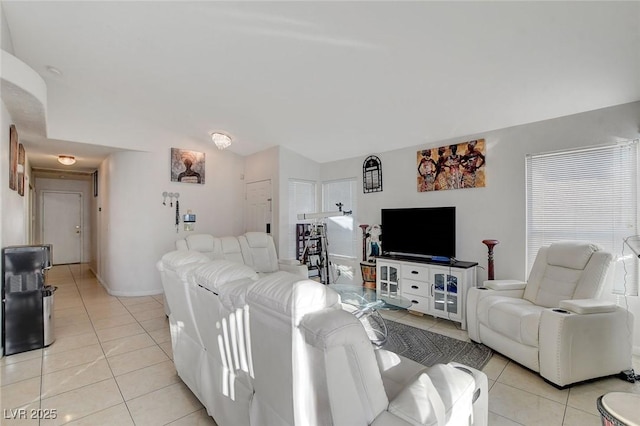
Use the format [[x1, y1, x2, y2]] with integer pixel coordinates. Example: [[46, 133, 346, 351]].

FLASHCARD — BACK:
[[381, 207, 456, 259]]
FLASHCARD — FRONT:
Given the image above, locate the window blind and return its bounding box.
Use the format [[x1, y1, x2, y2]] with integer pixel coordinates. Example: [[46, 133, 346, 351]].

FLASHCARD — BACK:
[[526, 140, 638, 295]]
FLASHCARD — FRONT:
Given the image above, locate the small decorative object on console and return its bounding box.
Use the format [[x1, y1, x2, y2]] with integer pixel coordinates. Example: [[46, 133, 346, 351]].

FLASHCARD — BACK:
[[365, 224, 382, 261]]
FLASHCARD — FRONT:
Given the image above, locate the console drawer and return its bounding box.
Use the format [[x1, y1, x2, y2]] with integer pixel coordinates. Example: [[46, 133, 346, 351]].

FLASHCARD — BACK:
[[402, 264, 429, 281], [401, 279, 430, 298], [405, 294, 430, 314]]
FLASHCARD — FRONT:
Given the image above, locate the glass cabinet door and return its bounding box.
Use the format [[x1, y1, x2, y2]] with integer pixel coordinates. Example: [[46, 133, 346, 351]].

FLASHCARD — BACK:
[[431, 270, 461, 318], [377, 263, 399, 297]]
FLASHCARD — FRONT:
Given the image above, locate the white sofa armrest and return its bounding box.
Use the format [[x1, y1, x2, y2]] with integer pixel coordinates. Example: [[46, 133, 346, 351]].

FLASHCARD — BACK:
[[539, 306, 634, 386], [370, 411, 414, 425], [278, 259, 308, 278], [387, 372, 446, 426], [483, 280, 527, 291], [558, 298, 616, 314], [387, 364, 476, 426]]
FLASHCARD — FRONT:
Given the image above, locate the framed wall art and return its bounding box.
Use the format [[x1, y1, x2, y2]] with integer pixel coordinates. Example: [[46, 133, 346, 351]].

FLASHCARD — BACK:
[[93, 171, 99, 197], [17, 143, 25, 196], [417, 138, 486, 192], [9, 124, 18, 191], [171, 148, 205, 184]]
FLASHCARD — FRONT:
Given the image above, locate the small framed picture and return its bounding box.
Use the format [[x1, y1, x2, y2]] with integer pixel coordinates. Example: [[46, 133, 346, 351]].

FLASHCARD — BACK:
[[17, 143, 25, 196], [171, 148, 205, 184], [93, 171, 98, 197], [9, 125, 18, 191]]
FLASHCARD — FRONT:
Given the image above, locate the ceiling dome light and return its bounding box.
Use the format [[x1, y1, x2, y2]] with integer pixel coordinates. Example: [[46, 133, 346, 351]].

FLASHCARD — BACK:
[[57, 155, 76, 165], [211, 132, 232, 150]]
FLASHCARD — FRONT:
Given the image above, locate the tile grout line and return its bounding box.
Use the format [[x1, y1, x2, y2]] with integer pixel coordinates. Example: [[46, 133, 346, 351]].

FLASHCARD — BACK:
[[75, 264, 139, 425], [43, 264, 132, 425]]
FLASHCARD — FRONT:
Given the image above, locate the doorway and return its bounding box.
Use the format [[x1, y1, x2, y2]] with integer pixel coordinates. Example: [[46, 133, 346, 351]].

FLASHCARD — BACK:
[[245, 180, 272, 234], [42, 191, 82, 265]]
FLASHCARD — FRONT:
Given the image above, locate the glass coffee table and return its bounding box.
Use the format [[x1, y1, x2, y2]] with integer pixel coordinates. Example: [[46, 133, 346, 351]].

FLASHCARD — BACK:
[[329, 284, 412, 346]]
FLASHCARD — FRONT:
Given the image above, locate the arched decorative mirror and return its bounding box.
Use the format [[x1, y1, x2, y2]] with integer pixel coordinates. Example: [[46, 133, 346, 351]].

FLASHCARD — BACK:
[[363, 155, 382, 193]]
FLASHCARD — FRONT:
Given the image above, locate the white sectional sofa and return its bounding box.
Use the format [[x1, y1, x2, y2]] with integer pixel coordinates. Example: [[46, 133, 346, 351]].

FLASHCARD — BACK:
[[157, 236, 489, 425], [176, 232, 308, 278]]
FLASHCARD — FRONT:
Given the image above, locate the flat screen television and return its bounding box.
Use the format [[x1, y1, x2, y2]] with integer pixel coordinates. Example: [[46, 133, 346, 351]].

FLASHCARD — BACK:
[[380, 207, 456, 259]]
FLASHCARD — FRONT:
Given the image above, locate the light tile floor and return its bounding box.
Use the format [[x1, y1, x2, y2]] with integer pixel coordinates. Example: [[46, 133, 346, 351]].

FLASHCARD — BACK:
[[1, 264, 638, 425]]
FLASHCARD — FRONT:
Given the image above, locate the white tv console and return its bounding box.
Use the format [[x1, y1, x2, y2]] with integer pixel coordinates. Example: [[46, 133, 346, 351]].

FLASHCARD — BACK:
[[376, 255, 478, 330]]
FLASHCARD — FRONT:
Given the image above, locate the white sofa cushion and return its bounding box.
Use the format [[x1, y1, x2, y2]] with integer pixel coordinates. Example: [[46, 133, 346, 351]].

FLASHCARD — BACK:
[[528, 265, 583, 308], [246, 271, 340, 321], [184, 234, 219, 259], [192, 260, 258, 294], [478, 296, 543, 347], [239, 232, 280, 273], [546, 241, 598, 270], [219, 236, 245, 263], [161, 250, 210, 271], [524, 242, 605, 307]]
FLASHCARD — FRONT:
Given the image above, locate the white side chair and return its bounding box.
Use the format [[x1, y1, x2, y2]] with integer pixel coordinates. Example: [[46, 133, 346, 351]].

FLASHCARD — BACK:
[[467, 241, 634, 387]]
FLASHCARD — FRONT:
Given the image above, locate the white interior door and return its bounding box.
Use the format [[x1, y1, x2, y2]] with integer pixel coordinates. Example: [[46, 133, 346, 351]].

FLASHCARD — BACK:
[[42, 191, 82, 264], [245, 180, 272, 233]]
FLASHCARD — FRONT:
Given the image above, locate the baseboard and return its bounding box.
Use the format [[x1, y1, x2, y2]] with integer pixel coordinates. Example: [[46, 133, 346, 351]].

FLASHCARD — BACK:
[[90, 267, 163, 297], [106, 288, 164, 297]]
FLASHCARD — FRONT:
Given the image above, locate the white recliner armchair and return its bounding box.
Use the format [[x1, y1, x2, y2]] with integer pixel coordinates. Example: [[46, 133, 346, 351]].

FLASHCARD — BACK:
[[467, 241, 634, 387]]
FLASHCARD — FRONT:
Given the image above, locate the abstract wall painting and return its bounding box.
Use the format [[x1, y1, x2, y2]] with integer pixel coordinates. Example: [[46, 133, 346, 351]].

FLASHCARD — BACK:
[[171, 148, 205, 184], [417, 139, 486, 192]]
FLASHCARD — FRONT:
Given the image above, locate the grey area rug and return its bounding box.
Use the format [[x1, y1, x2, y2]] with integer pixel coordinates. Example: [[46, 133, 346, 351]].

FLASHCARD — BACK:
[[380, 319, 492, 371]]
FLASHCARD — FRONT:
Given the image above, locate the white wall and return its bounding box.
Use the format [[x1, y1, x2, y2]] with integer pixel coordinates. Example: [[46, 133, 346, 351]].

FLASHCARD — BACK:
[[0, 3, 14, 54], [244, 146, 280, 248], [97, 145, 245, 296], [34, 177, 92, 263], [1, 104, 27, 247], [320, 101, 640, 349], [1, 100, 32, 356], [245, 146, 322, 257]]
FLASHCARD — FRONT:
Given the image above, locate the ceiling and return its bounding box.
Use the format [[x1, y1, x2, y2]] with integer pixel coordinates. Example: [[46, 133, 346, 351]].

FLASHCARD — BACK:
[[1, 1, 639, 169]]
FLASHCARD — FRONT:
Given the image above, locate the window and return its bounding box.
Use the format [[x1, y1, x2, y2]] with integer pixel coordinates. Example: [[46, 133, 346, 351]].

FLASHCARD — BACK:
[[322, 179, 357, 283], [287, 179, 316, 259], [526, 141, 638, 295], [322, 179, 357, 258]]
